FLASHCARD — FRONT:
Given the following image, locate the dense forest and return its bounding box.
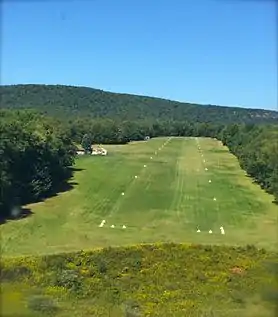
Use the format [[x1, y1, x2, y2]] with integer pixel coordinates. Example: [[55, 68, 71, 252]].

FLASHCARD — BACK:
[[1, 84, 278, 124], [0, 84, 277, 219], [0, 110, 75, 219]]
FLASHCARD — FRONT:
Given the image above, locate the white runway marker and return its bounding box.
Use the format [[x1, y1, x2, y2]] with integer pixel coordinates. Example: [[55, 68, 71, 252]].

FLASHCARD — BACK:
[[205, 168, 208, 171], [99, 219, 106, 227], [122, 225, 126, 229], [209, 230, 212, 234], [111, 225, 115, 228], [135, 175, 138, 179], [150, 157, 153, 159], [203, 160, 206, 163], [144, 164, 147, 168], [197, 229, 201, 233], [209, 180, 212, 183], [213, 197, 217, 201], [220, 226, 225, 235], [121, 192, 125, 196]]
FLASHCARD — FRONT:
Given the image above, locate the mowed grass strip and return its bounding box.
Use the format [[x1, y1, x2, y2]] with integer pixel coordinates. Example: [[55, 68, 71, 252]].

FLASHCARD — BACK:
[[1, 137, 277, 257], [196, 137, 277, 248]]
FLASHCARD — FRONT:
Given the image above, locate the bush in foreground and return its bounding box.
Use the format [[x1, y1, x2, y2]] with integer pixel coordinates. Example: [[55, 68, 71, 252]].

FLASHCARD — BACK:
[[1, 243, 278, 316]]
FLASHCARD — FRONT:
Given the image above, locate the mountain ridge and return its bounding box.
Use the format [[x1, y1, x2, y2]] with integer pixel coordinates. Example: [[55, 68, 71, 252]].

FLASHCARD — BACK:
[[1, 84, 277, 124]]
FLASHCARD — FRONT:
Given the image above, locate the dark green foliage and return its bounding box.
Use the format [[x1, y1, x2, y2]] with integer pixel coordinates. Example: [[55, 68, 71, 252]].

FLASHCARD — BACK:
[[97, 261, 108, 274], [1, 84, 278, 124], [220, 124, 278, 202], [0, 110, 75, 219], [81, 133, 92, 153]]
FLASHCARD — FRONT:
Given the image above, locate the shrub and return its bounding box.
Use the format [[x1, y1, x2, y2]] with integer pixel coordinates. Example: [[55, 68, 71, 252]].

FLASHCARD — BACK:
[[54, 269, 82, 292], [1, 243, 278, 316], [97, 261, 107, 274], [1, 265, 31, 282], [27, 295, 59, 315]]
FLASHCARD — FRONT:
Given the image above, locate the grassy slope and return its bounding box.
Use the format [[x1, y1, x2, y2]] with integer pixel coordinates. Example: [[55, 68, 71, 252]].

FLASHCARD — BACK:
[[1, 137, 277, 257], [1, 244, 278, 317]]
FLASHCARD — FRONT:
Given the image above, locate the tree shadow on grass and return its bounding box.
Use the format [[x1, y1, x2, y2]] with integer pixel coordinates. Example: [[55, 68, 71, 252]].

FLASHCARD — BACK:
[[238, 173, 278, 207], [250, 179, 278, 206], [46, 167, 84, 199], [0, 167, 85, 225], [0, 207, 33, 225]]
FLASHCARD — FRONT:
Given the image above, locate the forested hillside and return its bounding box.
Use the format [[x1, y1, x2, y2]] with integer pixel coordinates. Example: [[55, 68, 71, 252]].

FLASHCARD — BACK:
[[1, 84, 278, 124]]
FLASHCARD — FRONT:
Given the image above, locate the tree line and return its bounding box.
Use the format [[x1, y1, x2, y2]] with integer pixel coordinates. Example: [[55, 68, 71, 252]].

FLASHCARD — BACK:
[[221, 124, 278, 201], [1, 109, 277, 220], [0, 110, 75, 219]]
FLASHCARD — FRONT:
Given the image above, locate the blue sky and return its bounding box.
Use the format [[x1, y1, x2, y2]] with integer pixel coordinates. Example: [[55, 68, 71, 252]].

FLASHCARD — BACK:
[[2, 0, 277, 110]]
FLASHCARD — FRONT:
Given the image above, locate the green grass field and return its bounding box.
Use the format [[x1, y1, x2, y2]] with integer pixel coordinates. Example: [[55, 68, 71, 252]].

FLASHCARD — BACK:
[[1, 137, 277, 257]]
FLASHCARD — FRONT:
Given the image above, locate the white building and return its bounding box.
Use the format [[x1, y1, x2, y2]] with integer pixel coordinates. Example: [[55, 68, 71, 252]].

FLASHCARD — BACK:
[[91, 146, 107, 156]]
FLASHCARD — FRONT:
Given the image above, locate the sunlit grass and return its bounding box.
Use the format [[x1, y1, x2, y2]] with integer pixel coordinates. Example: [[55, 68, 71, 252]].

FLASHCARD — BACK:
[[1, 137, 277, 257], [1, 244, 277, 317]]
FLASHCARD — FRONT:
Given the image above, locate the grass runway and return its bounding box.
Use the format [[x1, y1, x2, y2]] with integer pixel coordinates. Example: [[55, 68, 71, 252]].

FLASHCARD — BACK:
[[1, 137, 277, 257]]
